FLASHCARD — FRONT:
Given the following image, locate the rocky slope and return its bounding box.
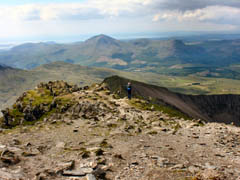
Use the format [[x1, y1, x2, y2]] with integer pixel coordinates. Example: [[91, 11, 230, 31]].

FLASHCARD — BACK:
[[0, 80, 240, 179], [104, 76, 240, 126]]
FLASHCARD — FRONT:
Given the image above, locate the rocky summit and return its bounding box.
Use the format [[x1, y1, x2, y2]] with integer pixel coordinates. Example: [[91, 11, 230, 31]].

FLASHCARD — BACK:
[[0, 79, 240, 180]]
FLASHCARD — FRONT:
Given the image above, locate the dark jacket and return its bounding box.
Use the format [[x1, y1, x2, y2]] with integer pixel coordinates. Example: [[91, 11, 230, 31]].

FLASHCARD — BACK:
[[127, 85, 132, 93]]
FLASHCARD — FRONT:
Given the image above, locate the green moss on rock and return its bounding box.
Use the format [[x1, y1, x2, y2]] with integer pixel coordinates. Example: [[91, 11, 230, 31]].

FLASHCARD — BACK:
[[1, 81, 78, 128]]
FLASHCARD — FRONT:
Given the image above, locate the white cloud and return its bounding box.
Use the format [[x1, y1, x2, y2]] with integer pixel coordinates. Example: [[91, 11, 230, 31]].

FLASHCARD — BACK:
[[153, 5, 240, 25], [0, 1, 240, 41], [1, 1, 240, 24], [0, 0, 156, 22]]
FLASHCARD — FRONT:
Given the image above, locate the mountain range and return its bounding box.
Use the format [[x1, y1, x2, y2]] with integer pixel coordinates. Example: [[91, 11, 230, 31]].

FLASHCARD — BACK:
[[1, 34, 240, 78]]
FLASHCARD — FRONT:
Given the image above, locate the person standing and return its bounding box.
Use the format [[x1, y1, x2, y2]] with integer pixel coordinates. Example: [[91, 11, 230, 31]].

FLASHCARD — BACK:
[[127, 82, 132, 99]]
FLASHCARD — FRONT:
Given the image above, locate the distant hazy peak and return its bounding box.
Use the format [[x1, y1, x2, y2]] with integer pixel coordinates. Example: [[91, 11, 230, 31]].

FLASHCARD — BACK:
[[84, 34, 119, 46], [86, 34, 116, 41], [11, 42, 56, 52]]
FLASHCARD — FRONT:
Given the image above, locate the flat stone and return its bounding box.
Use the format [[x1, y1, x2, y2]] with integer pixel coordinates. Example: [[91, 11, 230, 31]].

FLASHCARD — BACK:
[[151, 121, 160, 126], [63, 168, 93, 177], [188, 165, 200, 174], [7, 147, 22, 153], [152, 127, 162, 131], [58, 161, 74, 169], [86, 173, 96, 180], [155, 157, 169, 167], [56, 161, 75, 174], [0, 168, 24, 179], [63, 170, 86, 176], [86, 138, 105, 146], [56, 142, 65, 148], [87, 147, 100, 152], [205, 162, 217, 170], [0, 144, 6, 150], [80, 168, 93, 174], [170, 164, 185, 169]]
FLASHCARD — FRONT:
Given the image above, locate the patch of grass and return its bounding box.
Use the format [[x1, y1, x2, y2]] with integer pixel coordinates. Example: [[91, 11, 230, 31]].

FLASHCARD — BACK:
[[172, 123, 182, 134], [11, 108, 23, 117], [23, 89, 53, 106], [56, 94, 75, 106], [21, 120, 38, 126], [3, 86, 76, 128], [153, 105, 191, 120], [129, 98, 191, 120], [0, 117, 5, 128], [5, 108, 24, 127]]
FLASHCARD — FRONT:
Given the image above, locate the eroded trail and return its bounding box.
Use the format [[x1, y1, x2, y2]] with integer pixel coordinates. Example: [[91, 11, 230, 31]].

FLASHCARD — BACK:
[[0, 82, 240, 180]]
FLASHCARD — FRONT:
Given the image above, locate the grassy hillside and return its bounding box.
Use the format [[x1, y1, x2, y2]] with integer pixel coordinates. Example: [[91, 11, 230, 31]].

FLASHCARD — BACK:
[[1, 61, 240, 112]]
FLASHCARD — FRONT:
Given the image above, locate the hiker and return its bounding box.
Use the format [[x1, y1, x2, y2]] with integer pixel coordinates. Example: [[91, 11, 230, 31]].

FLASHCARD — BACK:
[[127, 82, 132, 99]]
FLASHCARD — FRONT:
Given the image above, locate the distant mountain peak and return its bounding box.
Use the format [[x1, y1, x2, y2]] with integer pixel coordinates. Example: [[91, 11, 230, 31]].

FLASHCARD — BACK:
[[85, 34, 119, 46], [87, 34, 116, 41]]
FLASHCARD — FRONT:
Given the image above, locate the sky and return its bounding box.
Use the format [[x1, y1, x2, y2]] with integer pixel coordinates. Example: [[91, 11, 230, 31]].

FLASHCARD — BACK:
[[0, 0, 240, 43]]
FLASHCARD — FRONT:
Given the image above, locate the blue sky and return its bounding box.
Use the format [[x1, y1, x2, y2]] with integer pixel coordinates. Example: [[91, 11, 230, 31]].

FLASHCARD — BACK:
[[0, 0, 240, 43]]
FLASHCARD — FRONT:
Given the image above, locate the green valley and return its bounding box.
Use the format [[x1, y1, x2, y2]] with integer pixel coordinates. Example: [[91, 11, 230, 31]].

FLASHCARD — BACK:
[[1, 62, 240, 112]]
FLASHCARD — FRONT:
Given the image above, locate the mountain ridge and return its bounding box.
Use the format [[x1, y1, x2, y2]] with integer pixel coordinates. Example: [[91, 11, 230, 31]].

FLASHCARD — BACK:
[[104, 76, 240, 125], [1, 34, 240, 78], [85, 34, 119, 46]]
